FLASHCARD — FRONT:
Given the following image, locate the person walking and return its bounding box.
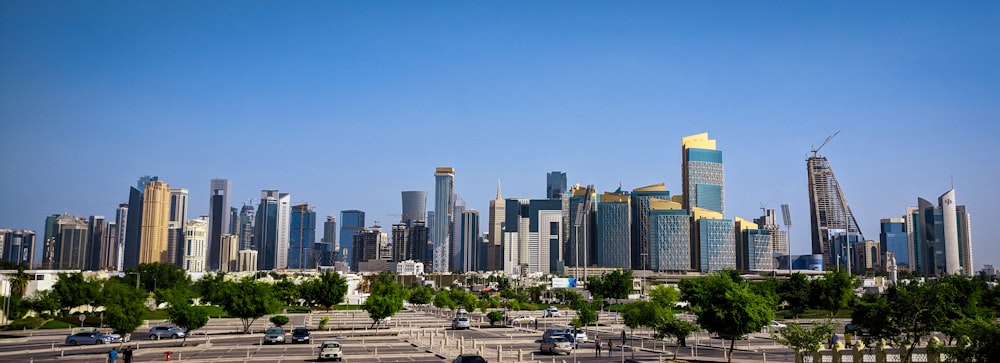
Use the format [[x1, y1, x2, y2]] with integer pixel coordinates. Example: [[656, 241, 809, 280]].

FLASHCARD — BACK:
[[122, 346, 133, 363], [107, 347, 118, 363], [594, 336, 602, 357]]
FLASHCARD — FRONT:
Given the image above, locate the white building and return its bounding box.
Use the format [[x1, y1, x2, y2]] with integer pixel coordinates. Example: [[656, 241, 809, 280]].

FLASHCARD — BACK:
[[396, 260, 425, 276], [183, 219, 208, 272]]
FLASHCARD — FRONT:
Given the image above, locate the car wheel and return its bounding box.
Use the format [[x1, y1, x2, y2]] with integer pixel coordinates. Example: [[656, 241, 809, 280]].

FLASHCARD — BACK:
[[68, 340, 78, 346], [171, 334, 179, 339]]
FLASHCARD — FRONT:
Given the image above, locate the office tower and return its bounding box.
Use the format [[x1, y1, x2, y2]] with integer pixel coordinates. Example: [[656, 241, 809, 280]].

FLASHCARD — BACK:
[[0, 229, 35, 268], [567, 185, 596, 269], [288, 203, 317, 270], [316, 216, 336, 266], [597, 191, 631, 269], [940, 189, 961, 275], [692, 208, 736, 272], [433, 167, 455, 273], [956, 205, 973, 277], [486, 181, 505, 271], [84, 216, 106, 271], [401, 191, 428, 223], [102, 221, 117, 271], [459, 209, 480, 272], [238, 204, 255, 251], [648, 199, 690, 271], [238, 249, 258, 272], [43, 214, 90, 270], [352, 224, 388, 272], [230, 207, 238, 235], [908, 189, 972, 276], [500, 198, 562, 275], [630, 183, 670, 271], [167, 188, 188, 266], [391, 223, 409, 264], [252, 190, 289, 271], [735, 218, 772, 271], [114, 203, 128, 271], [219, 234, 239, 272], [139, 180, 171, 264], [546, 171, 567, 199], [854, 240, 880, 271], [880, 218, 909, 270], [123, 176, 158, 269], [182, 219, 208, 272], [208, 179, 231, 271], [754, 209, 788, 256], [339, 210, 365, 265], [807, 145, 863, 270], [681, 133, 724, 214], [449, 196, 466, 271]]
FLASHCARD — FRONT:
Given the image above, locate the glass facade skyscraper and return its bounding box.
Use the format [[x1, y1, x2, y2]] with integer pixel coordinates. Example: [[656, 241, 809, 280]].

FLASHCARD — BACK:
[[339, 210, 365, 267], [433, 167, 454, 273], [630, 183, 670, 271], [546, 171, 567, 199], [288, 203, 317, 270], [648, 200, 689, 271], [880, 218, 908, 269], [682, 133, 724, 214], [696, 217, 736, 272], [253, 190, 280, 270], [208, 179, 231, 271], [597, 192, 631, 269], [807, 153, 863, 269]]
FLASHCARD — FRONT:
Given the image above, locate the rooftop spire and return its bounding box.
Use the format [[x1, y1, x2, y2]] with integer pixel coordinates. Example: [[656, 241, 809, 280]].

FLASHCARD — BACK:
[[496, 179, 503, 200]]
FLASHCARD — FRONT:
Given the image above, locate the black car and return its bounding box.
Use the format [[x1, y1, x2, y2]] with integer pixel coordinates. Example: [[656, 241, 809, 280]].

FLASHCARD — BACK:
[[291, 327, 311, 343], [452, 354, 488, 363]]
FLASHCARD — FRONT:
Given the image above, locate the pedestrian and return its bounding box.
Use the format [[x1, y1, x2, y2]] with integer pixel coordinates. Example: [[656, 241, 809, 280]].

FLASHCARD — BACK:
[[107, 347, 118, 363], [594, 336, 602, 357], [123, 346, 133, 363], [608, 339, 614, 356]]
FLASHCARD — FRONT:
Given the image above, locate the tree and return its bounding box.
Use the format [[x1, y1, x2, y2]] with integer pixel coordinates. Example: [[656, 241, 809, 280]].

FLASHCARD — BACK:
[[810, 268, 856, 317], [852, 280, 955, 363], [26, 289, 61, 317], [648, 285, 680, 308], [585, 269, 633, 301], [194, 272, 228, 306], [362, 272, 409, 328], [99, 280, 148, 337], [124, 262, 192, 293], [940, 317, 1000, 362], [301, 271, 348, 310], [433, 290, 455, 310], [52, 272, 101, 314], [8, 267, 29, 298], [682, 272, 775, 363], [408, 285, 434, 305], [269, 315, 290, 327], [5, 295, 29, 320], [653, 316, 699, 360], [771, 320, 836, 359], [551, 288, 582, 306], [448, 289, 478, 311], [571, 299, 599, 328], [272, 279, 300, 306], [487, 311, 504, 326], [778, 273, 811, 318], [165, 292, 209, 346], [217, 278, 283, 334]]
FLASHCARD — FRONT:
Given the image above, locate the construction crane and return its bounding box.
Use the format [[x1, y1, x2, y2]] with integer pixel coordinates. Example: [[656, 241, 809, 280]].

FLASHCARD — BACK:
[[811, 130, 841, 157], [572, 184, 595, 282]]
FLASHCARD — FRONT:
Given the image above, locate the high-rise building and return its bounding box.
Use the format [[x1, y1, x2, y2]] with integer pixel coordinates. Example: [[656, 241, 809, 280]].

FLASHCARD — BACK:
[[956, 205, 973, 277], [449, 195, 466, 271], [339, 210, 365, 265], [253, 190, 285, 271], [219, 234, 239, 272], [854, 240, 881, 272], [123, 176, 158, 269], [401, 191, 428, 223], [43, 214, 90, 270], [317, 216, 336, 266], [352, 224, 389, 272], [140, 180, 171, 264], [807, 149, 863, 269], [546, 171, 567, 199], [0, 229, 35, 268], [288, 203, 317, 270], [486, 181, 506, 271], [432, 167, 455, 273], [238, 204, 255, 251], [648, 199, 690, 271], [501, 198, 563, 275], [597, 191, 631, 269], [86, 216, 106, 271], [880, 218, 909, 270], [230, 207, 238, 236], [238, 249, 258, 272], [459, 209, 480, 272], [754, 209, 789, 256], [167, 188, 188, 266], [566, 185, 596, 269], [630, 183, 670, 271], [275, 193, 291, 269], [735, 218, 772, 271], [102, 221, 117, 271], [182, 219, 208, 272], [907, 189, 973, 276], [208, 179, 231, 271], [114, 203, 128, 270], [693, 209, 736, 273], [682, 133, 724, 214]]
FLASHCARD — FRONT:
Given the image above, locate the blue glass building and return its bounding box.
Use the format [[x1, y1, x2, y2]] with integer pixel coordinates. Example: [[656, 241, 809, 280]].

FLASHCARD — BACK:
[[597, 192, 631, 269], [880, 218, 908, 269], [630, 184, 670, 271], [339, 210, 365, 267], [288, 204, 317, 270], [648, 200, 689, 271], [696, 217, 735, 272]]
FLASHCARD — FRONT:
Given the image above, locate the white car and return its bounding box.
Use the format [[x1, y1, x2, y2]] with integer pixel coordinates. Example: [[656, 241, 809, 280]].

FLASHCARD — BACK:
[[571, 328, 588, 343], [318, 340, 343, 361], [543, 307, 561, 318], [769, 320, 787, 329], [509, 315, 536, 324]]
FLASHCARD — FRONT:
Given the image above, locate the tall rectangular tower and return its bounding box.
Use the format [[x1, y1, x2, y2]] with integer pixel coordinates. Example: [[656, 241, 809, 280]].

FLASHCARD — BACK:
[[880, 218, 909, 270], [318, 216, 336, 266], [433, 167, 455, 273], [546, 171, 567, 199], [208, 179, 231, 271], [238, 204, 255, 251], [681, 133, 724, 214], [486, 181, 506, 271], [167, 188, 188, 266], [339, 210, 365, 265], [140, 180, 171, 264], [86, 215, 106, 271], [631, 183, 670, 271], [288, 203, 316, 270], [597, 192, 631, 269]]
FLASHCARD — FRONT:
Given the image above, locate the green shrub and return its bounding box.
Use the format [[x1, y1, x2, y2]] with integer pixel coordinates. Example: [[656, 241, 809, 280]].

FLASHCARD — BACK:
[[269, 315, 290, 327], [318, 316, 330, 330], [6, 317, 47, 330], [285, 306, 311, 314], [41, 320, 74, 329]]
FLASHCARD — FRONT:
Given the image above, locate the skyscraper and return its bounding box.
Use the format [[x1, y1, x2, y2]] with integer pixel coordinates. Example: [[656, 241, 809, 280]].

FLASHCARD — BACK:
[[238, 204, 255, 251], [880, 218, 908, 270], [735, 218, 772, 271], [486, 181, 505, 271], [807, 148, 863, 269], [432, 167, 455, 273], [123, 176, 158, 269], [681, 133, 724, 214], [114, 203, 128, 270], [182, 219, 208, 272], [208, 179, 231, 271], [252, 190, 287, 271], [692, 208, 736, 272], [597, 191, 631, 269], [288, 203, 317, 270], [648, 199, 690, 271], [567, 185, 596, 269], [339, 210, 365, 266], [139, 180, 171, 264], [167, 188, 188, 266], [754, 209, 789, 256], [219, 234, 239, 272], [546, 171, 567, 199], [43, 214, 90, 270], [449, 195, 466, 271], [86, 215, 106, 271], [459, 209, 480, 272], [401, 191, 428, 223], [0, 229, 35, 268], [317, 216, 336, 266], [907, 189, 973, 276], [630, 183, 670, 271]]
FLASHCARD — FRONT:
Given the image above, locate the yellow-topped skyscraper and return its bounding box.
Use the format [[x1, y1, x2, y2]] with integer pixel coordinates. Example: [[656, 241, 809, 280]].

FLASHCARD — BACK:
[[139, 180, 171, 264], [681, 133, 724, 215]]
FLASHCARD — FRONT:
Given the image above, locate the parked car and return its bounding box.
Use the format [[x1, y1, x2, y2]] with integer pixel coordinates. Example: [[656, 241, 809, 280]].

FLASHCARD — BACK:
[[509, 315, 535, 324], [845, 323, 870, 336], [540, 336, 573, 355], [452, 316, 471, 330], [317, 340, 343, 361], [452, 354, 488, 363], [65, 331, 113, 345], [291, 327, 310, 343], [543, 306, 561, 318], [570, 327, 588, 343], [264, 327, 286, 344], [555, 333, 577, 349], [148, 326, 186, 340], [769, 320, 787, 329]]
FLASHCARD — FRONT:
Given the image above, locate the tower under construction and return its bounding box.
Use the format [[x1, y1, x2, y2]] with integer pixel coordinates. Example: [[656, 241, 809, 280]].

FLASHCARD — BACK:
[[807, 132, 864, 270]]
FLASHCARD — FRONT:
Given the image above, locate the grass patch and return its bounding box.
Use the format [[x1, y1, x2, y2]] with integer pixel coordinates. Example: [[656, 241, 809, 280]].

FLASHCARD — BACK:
[[143, 309, 169, 320], [775, 309, 852, 320], [328, 305, 363, 311], [3, 317, 46, 330], [41, 320, 75, 329], [284, 306, 312, 314]]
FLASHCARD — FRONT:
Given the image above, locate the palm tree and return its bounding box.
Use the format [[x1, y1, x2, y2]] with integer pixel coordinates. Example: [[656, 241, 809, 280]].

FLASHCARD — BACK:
[[9, 267, 29, 298]]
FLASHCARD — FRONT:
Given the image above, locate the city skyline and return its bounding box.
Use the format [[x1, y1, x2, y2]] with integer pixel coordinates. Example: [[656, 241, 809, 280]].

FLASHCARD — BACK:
[[1, 2, 998, 268]]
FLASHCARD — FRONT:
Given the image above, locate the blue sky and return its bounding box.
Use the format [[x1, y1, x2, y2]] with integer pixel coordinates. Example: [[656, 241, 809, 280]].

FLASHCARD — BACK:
[[2, 1, 998, 268]]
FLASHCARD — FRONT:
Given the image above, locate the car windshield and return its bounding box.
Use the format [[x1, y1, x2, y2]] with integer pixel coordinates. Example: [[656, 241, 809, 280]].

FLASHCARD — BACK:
[[552, 337, 568, 342], [322, 342, 340, 348], [266, 328, 282, 334], [293, 328, 308, 334]]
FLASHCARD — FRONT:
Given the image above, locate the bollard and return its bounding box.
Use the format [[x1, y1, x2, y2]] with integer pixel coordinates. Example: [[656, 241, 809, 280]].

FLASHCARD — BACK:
[[763, 351, 767, 362], [246, 349, 250, 358], [518, 349, 523, 361], [497, 345, 502, 362], [51, 342, 54, 350]]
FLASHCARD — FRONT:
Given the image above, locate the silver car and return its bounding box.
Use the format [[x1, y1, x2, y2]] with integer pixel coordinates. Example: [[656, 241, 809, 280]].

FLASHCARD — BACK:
[[148, 326, 186, 340], [540, 336, 572, 355], [451, 316, 471, 330], [264, 327, 286, 344], [65, 331, 113, 345]]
